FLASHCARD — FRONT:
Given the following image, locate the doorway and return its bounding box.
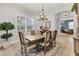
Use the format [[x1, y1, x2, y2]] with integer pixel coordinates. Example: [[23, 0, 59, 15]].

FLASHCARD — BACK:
[[60, 19, 74, 34]]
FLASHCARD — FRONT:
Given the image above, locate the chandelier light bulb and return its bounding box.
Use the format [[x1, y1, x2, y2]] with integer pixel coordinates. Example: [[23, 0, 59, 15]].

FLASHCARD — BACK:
[[37, 3, 48, 21]]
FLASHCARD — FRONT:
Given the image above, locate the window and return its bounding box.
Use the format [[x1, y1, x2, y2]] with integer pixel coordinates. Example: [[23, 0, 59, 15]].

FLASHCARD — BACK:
[[17, 16, 33, 33], [17, 16, 25, 32], [69, 22, 73, 29], [26, 18, 33, 32]]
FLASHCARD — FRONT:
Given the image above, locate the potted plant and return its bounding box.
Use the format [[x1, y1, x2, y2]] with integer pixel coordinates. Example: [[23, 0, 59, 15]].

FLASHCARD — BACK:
[[71, 3, 78, 14], [0, 22, 15, 41], [71, 3, 79, 35]]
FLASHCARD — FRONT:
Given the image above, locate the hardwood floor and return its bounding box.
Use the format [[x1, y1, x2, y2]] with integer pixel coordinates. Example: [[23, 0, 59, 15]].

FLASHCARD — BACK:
[[0, 33, 74, 56]]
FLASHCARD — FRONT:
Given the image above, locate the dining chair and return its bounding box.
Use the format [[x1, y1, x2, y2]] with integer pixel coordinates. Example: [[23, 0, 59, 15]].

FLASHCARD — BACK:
[[51, 30, 57, 48], [36, 30, 41, 35], [18, 32, 28, 55], [30, 30, 36, 35], [39, 30, 52, 55], [18, 32, 36, 55]]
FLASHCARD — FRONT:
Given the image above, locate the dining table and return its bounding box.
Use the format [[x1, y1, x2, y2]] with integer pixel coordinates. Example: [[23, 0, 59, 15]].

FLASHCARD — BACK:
[[24, 34, 45, 52], [24, 35, 45, 42]]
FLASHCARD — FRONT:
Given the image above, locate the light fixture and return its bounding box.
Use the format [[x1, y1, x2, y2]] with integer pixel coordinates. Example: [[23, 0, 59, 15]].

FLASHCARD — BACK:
[[37, 3, 48, 21]]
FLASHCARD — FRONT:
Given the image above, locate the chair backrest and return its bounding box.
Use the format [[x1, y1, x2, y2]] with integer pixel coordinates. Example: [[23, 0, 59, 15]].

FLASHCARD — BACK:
[[45, 30, 52, 43], [36, 30, 41, 35], [31, 30, 36, 35], [18, 32, 25, 44], [52, 30, 57, 41]]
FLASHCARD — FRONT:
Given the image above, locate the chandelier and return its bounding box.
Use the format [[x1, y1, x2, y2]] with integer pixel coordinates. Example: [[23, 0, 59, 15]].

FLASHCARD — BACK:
[[37, 3, 48, 21]]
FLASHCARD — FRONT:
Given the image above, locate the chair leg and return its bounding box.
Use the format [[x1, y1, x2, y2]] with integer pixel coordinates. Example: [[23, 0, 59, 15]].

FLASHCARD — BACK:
[[54, 40, 56, 47], [25, 47, 27, 56], [21, 47, 23, 55], [44, 46, 46, 55], [50, 42, 53, 49]]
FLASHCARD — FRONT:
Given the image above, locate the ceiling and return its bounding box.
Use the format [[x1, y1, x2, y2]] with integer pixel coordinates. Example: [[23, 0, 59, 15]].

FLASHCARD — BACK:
[[0, 3, 73, 15], [15, 3, 73, 13]]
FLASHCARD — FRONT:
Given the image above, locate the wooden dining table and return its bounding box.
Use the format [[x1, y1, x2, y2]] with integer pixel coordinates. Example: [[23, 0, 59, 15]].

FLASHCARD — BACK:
[[24, 34, 45, 52], [25, 35, 45, 42]]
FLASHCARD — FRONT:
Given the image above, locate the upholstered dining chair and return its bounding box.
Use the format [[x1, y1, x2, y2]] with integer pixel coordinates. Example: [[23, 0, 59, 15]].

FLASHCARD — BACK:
[[18, 32, 28, 55], [30, 30, 36, 35], [18, 32, 36, 55], [51, 30, 57, 48], [39, 30, 52, 55]]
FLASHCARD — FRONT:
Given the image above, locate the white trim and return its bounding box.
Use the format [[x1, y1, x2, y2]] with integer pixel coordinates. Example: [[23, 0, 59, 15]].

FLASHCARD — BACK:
[[49, 6, 73, 16]]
